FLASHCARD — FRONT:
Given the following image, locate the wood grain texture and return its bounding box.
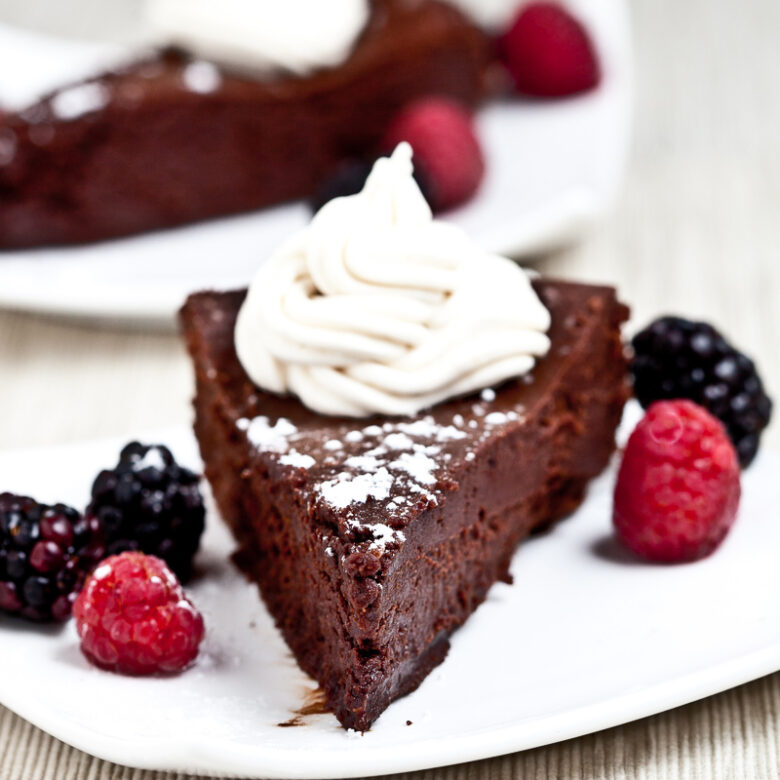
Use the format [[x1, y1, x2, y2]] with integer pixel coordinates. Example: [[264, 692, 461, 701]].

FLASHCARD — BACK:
[[1, 0, 779, 777]]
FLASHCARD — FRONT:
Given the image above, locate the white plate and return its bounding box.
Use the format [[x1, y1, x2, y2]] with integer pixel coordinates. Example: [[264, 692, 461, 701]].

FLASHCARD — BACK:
[[1, 404, 780, 778], [0, 0, 631, 327]]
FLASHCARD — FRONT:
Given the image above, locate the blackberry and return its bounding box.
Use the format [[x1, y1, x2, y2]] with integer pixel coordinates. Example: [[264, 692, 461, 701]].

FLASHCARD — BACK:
[[0, 493, 104, 622], [631, 316, 773, 467], [308, 158, 436, 214], [87, 443, 205, 582]]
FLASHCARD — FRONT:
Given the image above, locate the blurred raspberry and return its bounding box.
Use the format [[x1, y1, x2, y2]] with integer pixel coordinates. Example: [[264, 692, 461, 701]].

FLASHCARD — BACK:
[[382, 97, 485, 211], [500, 3, 601, 97]]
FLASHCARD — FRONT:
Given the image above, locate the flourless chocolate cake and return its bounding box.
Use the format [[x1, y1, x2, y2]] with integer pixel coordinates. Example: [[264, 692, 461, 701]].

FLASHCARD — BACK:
[[181, 279, 629, 730], [0, 0, 489, 248]]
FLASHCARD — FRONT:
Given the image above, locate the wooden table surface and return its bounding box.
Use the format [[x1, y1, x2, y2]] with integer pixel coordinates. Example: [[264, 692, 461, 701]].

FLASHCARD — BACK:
[[1, 0, 779, 777]]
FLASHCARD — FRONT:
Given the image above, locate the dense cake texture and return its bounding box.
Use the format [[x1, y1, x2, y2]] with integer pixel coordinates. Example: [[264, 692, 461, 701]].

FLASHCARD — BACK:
[[0, 0, 489, 248], [181, 280, 629, 730]]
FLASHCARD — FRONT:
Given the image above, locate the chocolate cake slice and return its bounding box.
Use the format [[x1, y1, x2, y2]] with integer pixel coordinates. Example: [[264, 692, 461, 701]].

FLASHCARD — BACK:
[[0, 0, 489, 248], [180, 279, 629, 730]]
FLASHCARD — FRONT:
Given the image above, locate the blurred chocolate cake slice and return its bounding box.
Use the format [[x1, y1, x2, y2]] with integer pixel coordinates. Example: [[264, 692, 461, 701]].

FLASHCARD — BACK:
[[0, 0, 489, 248]]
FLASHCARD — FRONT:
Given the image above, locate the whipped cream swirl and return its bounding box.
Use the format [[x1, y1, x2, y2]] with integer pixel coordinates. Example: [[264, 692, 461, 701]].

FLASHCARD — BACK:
[[145, 0, 369, 77], [235, 144, 551, 418]]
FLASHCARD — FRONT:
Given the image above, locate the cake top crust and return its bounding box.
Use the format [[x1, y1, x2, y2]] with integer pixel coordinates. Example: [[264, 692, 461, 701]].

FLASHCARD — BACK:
[[182, 280, 627, 557]]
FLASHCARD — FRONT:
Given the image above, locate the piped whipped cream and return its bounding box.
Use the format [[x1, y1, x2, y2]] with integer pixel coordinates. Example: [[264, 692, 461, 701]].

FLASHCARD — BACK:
[[445, 0, 524, 30], [145, 0, 369, 77], [235, 143, 551, 418]]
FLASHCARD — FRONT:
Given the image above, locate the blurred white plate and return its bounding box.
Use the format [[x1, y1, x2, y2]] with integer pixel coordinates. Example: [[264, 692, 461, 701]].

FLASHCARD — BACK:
[[0, 0, 631, 327], [2, 405, 780, 778]]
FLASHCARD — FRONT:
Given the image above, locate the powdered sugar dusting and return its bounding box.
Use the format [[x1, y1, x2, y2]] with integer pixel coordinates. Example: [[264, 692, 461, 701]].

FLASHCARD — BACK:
[[318, 468, 394, 509], [389, 451, 437, 485], [345, 518, 406, 551], [382, 432, 415, 451], [485, 410, 521, 426], [131, 447, 167, 472], [345, 454, 383, 472], [182, 61, 222, 94], [51, 82, 109, 120], [278, 452, 315, 469], [309, 416, 468, 526], [395, 418, 467, 442], [240, 416, 298, 453], [235, 391, 527, 555]]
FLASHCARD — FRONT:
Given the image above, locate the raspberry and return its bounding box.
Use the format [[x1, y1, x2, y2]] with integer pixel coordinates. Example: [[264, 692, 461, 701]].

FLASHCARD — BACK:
[[631, 317, 772, 467], [382, 98, 485, 211], [499, 3, 601, 98], [309, 158, 435, 214], [87, 442, 205, 582], [614, 400, 741, 563], [73, 551, 204, 675], [0, 493, 104, 622]]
